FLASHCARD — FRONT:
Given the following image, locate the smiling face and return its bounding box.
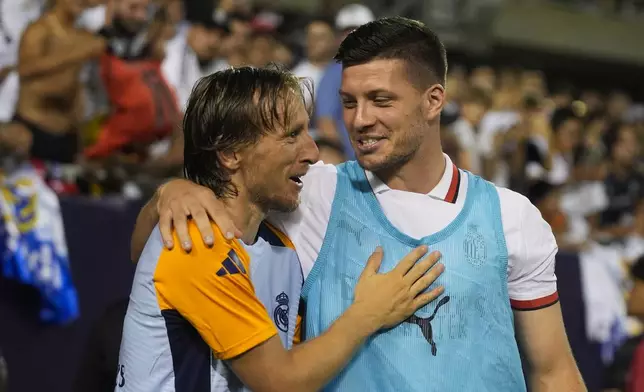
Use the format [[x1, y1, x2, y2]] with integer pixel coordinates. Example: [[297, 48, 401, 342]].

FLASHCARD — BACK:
[[339, 59, 444, 173]]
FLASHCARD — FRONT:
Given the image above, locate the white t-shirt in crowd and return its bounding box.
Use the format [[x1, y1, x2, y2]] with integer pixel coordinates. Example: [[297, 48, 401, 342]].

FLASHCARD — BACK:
[[161, 24, 227, 112], [268, 154, 559, 309], [76, 5, 106, 33]]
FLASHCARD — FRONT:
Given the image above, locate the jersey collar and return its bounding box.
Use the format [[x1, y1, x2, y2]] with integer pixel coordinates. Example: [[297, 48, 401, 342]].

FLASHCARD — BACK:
[[365, 153, 461, 204]]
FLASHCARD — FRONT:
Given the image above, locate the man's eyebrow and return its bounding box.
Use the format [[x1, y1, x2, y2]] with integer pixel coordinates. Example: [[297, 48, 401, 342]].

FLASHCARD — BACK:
[[285, 123, 305, 135], [339, 89, 393, 97], [367, 89, 394, 96]]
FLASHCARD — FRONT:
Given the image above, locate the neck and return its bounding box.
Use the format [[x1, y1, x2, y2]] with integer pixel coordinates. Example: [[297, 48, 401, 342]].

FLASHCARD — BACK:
[[51, 6, 75, 26], [375, 139, 445, 195], [222, 193, 266, 245]]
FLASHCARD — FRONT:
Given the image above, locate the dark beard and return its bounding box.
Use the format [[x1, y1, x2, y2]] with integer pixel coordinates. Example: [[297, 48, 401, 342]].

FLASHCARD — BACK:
[[112, 16, 148, 36], [112, 17, 140, 37]]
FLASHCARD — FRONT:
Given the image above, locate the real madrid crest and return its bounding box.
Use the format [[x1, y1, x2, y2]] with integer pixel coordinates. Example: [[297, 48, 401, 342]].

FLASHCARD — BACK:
[[274, 292, 290, 332], [463, 224, 486, 267]]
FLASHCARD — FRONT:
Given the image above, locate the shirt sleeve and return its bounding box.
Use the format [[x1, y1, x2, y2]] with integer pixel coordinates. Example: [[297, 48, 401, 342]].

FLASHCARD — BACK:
[[154, 223, 277, 360], [499, 187, 559, 311]]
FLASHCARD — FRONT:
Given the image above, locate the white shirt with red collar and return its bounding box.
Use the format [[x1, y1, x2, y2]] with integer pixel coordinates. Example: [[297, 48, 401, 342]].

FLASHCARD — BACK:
[[269, 154, 559, 311]]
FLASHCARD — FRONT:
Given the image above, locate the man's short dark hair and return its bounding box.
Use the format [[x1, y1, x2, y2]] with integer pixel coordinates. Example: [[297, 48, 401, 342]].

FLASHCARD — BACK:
[[183, 66, 311, 198], [334, 16, 447, 88]]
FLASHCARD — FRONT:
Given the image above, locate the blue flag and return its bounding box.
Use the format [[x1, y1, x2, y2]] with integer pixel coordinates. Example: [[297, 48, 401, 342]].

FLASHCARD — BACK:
[[0, 164, 79, 324]]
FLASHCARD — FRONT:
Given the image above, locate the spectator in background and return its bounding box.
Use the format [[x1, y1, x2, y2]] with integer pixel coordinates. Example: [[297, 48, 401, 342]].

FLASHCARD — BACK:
[[489, 95, 541, 192], [606, 90, 632, 126], [520, 69, 547, 98], [217, 12, 252, 68], [245, 10, 286, 68], [272, 38, 294, 68], [162, 14, 228, 112], [315, 4, 374, 159], [450, 87, 492, 175], [575, 111, 609, 174], [469, 65, 496, 93], [150, 11, 229, 178], [524, 105, 582, 191], [580, 89, 604, 114], [292, 16, 336, 96], [475, 69, 522, 184], [595, 124, 644, 241], [0, 0, 105, 163], [530, 180, 569, 247], [84, 0, 179, 161], [0, 0, 45, 122], [247, 31, 275, 67]]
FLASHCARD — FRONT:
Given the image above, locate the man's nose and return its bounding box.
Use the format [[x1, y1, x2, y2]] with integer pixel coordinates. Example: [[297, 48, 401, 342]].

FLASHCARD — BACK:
[[301, 131, 320, 164], [352, 103, 376, 131]]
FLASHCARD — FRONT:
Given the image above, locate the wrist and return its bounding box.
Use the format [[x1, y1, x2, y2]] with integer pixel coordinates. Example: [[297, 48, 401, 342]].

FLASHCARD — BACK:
[[156, 177, 178, 200], [344, 302, 382, 337]]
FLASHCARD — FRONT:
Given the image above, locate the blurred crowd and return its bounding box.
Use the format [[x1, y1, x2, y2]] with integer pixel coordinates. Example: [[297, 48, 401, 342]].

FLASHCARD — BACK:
[[0, 0, 373, 196], [0, 0, 644, 390], [440, 64, 644, 390]]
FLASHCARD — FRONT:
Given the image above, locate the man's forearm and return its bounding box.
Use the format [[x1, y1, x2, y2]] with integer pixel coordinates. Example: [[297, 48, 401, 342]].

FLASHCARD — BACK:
[[273, 305, 379, 392], [530, 361, 586, 392], [130, 192, 160, 262]]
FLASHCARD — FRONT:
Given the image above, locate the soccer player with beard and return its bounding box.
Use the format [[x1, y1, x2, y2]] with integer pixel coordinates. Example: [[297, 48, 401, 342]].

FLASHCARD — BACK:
[[117, 67, 445, 392]]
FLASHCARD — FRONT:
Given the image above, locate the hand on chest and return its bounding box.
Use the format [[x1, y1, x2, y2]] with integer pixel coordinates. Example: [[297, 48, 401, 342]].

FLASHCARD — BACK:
[[333, 221, 506, 299]]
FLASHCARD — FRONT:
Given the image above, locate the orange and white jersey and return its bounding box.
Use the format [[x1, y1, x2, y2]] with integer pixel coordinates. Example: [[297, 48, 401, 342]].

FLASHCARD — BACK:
[[116, 221, 302, 391]]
